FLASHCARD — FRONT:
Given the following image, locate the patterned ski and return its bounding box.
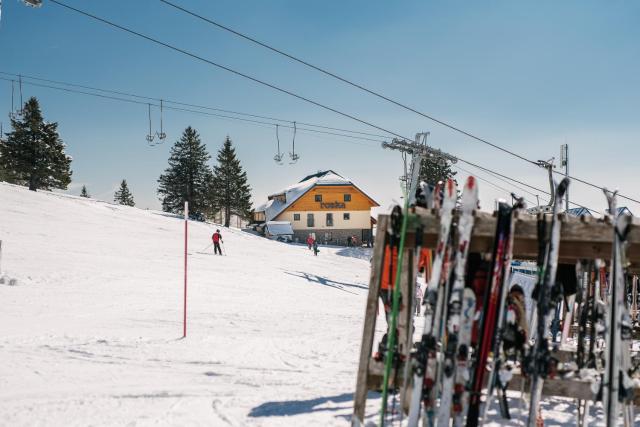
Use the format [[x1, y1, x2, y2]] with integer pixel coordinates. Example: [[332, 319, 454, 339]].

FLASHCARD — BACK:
[[407, 178, 458, 427], [436, 176, 479, 427], [525, 178, 570, 427]]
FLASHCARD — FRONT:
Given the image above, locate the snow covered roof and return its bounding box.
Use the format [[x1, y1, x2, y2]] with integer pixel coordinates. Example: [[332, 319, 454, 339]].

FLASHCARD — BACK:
[[265, 221, 294, 236], [255, 170, 377, 222]]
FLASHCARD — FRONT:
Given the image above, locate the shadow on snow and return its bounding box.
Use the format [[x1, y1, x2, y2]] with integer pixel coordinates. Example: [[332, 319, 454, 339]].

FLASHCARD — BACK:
[[283, 271, 368, 293], [248, 392, 354, 417]]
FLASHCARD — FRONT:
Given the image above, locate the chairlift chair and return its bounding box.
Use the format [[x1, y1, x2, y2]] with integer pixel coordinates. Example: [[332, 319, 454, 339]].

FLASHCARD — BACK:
[[145, 104, 155, 144], [155, 99, 166, 141], [273, 124, 284, 165], [289, 121, 300, 163]]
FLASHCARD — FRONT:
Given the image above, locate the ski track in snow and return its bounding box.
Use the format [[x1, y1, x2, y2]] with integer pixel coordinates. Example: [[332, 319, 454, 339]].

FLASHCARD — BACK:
[[1, 182, 638, 426]]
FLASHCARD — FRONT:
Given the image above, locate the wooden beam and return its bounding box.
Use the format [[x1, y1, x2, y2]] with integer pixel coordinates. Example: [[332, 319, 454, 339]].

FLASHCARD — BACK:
[[397, 209, 640, 268], [352, 215, 388, 425]]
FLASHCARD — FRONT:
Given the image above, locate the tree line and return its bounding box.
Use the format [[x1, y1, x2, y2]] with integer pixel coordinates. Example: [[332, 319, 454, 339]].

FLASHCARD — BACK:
[[0, 97, 252, 226]]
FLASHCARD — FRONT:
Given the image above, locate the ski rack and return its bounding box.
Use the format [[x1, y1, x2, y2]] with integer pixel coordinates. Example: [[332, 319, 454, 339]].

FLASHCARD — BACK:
[[352, 206, 640, 425]]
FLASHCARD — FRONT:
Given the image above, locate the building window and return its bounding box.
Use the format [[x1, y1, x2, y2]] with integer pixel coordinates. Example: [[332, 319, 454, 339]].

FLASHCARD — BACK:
[[344, 194, 351, 202], [326, 213, 334, 226], [307, 213, 314, 227], [343, 213, 350, 220], [293, 213, 300, 221], [315, 194, 322, 202]]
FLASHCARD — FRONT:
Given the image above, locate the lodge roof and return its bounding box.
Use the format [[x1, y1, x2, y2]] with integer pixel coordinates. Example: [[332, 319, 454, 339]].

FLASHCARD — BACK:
[[255, 170, 378, 222]]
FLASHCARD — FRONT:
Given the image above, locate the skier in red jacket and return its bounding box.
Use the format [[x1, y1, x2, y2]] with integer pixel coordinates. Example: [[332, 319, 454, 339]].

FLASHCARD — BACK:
[[212, 229, 223, 255]]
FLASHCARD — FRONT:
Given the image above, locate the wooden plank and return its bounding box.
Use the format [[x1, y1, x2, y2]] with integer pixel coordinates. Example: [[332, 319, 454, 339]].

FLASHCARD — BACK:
[[395, 209, 640, 268], [352, 215, 388, 424], [508, 374, 640, 405]]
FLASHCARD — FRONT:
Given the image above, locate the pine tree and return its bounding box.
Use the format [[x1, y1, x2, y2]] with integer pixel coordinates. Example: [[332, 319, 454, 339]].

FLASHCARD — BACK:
[[418, 157, 457, 186], [0, 97, 72, 191], [210, 136, 252, 227], [157, 126, 213, 215], [80, 185, 90, 198], [114, 179, 135, 206]]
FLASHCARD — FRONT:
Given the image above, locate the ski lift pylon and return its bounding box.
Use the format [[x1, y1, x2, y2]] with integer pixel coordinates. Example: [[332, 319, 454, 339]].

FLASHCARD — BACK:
[[273, 124, 284, 165], [289, 121, 300, 163]]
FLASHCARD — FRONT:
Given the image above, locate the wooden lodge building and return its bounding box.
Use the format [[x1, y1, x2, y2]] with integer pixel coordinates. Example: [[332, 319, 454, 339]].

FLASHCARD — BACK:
[[253, 170, 379, 245]]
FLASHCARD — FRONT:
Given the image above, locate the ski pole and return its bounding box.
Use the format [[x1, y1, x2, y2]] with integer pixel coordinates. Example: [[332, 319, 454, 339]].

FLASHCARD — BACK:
[[200, 243, 213, 252], [221, 242, 227, 256]]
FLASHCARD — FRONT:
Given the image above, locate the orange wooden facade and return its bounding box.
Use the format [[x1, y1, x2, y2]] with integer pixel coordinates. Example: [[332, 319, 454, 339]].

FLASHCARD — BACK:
[[281, 185, 377, 214]]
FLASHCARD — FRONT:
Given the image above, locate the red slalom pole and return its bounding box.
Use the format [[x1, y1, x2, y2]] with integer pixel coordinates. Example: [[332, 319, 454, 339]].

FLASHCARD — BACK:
[[183, 201, 188, 338]]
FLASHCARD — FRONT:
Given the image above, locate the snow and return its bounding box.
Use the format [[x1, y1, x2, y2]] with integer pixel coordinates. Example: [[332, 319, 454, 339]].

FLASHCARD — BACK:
[[0, 181, 636, 426], [0, 182, 371, 426]]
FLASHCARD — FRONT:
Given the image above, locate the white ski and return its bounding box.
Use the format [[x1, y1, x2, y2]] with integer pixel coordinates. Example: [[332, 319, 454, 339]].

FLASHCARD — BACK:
[[436, 176, 478, 427]]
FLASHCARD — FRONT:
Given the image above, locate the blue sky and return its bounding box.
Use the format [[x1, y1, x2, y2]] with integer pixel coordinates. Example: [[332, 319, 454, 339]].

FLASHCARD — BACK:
[[0, 0, 638, 213]]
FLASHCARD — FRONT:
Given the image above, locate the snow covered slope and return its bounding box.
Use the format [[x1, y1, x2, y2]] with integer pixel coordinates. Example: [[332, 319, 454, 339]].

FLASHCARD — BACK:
[[1, 183, 633, 426], [0, 182, 372, 426]]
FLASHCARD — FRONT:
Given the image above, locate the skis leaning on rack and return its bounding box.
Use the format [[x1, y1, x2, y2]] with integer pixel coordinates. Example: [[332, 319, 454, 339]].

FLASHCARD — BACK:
[[602, 189, 635, 427], [436, 176, 479, 427], [525, 178, 570, 427], [407, 178, 458, 427]]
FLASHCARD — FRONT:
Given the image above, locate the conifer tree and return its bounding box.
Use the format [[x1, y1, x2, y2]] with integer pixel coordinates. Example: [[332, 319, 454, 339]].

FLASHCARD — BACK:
[[0, 97, 72, 191], [157, 126, 213, 215], [210, 136, 252, 227], [80, 185, 90, 198], [114, 179, 135, 206], [418, 157, 457, 186]]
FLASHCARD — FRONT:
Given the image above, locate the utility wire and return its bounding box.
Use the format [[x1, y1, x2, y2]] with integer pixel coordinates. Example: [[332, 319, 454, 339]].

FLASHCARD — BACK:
[[0, 77, 386, 144], [2, 75, 599, 212], [0, 71, 388, 139], [19, 2, 621, 211], [48, 0, 408, 143], [158, 0, 537, 165], [457, 157, 598, 213], [453, 163, 538, 208], [158, 0, 640, 206]]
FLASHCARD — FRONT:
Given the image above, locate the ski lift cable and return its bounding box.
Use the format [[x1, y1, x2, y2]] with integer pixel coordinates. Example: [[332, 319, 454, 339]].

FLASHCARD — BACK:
[[458, 158, 598, 213], [157, 0, 640, 206], [48, 0, 408, 140], [0, 75, 386, 144], [453, 163, 538, 207], [0, 71, 389, 140]]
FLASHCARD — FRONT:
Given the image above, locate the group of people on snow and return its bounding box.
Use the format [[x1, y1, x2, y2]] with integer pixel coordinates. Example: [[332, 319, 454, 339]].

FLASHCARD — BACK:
[[306, 234, 319, 256]]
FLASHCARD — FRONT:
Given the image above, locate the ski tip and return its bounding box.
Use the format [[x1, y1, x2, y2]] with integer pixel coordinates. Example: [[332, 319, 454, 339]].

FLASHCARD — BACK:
[[466, 175, 476, 190], [446, 178, 456, 197]]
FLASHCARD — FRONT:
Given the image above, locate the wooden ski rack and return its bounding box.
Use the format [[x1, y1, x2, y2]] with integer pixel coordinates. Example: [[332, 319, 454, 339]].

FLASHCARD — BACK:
[[352, 207, 640, 425]]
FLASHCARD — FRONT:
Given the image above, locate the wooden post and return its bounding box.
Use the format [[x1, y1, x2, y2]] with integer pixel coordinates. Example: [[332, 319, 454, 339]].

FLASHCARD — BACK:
[[352, 215, 388, 426]]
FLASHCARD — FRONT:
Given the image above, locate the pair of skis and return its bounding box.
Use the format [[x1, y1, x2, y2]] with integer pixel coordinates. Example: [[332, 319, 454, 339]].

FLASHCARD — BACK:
[[602, 189, 635, 427], [407, 176, 479, 427], [466, 198, 523, 427], [525, 178, 569, 427]]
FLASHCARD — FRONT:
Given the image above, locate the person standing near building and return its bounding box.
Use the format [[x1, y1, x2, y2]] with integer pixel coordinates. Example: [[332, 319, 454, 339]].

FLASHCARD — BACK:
[[212, 229, 223, 255], [306, 234, 314, 250], [312, 239, 319, 256]]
